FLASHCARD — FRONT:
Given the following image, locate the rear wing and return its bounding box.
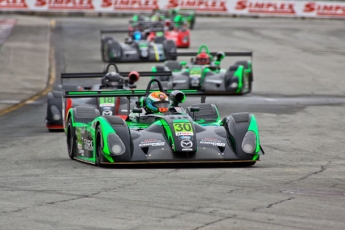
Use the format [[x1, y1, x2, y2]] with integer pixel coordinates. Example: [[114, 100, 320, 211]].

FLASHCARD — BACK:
[[60, 71, 172, 84], [174, 51, 252, 58], [100, 26, 164, 34], [60, 63, 172, 84]]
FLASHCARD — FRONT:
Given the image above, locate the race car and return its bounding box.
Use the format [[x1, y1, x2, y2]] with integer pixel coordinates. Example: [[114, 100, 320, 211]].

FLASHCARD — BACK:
[[100, 28, 177, 63], [45, 63, 172, 131], [151, 8, 196, 29], [151, 44, 254, 94], [63, 78, 264, 167], [128, 20, 190, 48]]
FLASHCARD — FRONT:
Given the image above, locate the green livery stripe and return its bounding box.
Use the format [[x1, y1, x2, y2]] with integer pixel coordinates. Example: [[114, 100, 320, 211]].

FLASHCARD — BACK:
[[235, 66, 244, 93], [248, 114, 260, 153]]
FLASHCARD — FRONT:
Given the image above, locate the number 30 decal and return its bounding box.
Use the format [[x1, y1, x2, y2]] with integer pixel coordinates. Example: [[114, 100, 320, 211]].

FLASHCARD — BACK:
[[173, 122, 192, 132]]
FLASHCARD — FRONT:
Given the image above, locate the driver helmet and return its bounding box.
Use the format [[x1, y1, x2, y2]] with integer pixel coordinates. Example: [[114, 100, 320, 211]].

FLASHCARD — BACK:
[[102, 72, 123, 88], [195, 52, 211, 65], [133, 30, 142, 41], [145, 92, 169, 113]]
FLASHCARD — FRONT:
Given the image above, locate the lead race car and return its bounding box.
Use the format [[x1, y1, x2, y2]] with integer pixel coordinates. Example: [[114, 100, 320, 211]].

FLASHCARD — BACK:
[[63, 79, 264, 167], [100, 27, 177, 63], [129, 17, 191, 48], [45, 63, 172, 131], [152, 44, 254, 94]]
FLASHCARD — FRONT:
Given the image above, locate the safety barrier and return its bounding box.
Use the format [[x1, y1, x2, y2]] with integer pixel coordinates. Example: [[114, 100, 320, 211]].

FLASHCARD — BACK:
[[0, 0, 344, 18]]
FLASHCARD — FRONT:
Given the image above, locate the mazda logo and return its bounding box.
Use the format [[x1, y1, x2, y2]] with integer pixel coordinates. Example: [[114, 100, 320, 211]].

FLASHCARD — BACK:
[[102, 110, 113, 116], [181, 140, 193, 148]]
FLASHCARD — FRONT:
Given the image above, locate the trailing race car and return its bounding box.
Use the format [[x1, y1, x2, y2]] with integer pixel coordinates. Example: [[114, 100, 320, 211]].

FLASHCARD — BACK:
[[100, 28, 177, 63], [45, 63, 172, 131], [63, 79, 264, 167], [128, 18, 190, 48], [151, 44, 253, 94], [150, 8, 196, 29]]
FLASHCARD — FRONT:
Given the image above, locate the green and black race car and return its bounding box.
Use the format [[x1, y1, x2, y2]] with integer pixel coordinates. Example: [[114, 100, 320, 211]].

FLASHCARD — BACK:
[[63, 79, 264, 167], [132, 8, 196, 30], [152, 44, 253, 94]]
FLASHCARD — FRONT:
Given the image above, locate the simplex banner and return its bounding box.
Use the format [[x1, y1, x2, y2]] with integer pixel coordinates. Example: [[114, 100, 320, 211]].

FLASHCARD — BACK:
[[0, 0, 345, 18]]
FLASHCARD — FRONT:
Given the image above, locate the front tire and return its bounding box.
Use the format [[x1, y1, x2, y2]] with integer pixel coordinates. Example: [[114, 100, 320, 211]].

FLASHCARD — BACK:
[[95, 126, 105, 167], [67, 118, 76, 160]]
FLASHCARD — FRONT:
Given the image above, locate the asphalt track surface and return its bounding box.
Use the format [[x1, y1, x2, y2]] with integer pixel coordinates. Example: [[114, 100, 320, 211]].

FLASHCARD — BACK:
[[1, 17, 345, 229]]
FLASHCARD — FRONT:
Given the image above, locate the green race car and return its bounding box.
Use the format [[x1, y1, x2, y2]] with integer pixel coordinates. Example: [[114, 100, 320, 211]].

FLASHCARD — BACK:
[[131, 8, 196, 30], [64, 79, 264, 167], [152, 44, 253, 94]]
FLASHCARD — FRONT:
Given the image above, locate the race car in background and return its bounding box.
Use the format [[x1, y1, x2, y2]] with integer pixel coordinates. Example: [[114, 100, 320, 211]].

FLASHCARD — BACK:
[[132, 8, 196, 30], [151, 44, 253, 94], [128, 20, 190, 48], [64, 79, 264, 166], [100, 28, 177, 63], [45, 63, 172, 131]]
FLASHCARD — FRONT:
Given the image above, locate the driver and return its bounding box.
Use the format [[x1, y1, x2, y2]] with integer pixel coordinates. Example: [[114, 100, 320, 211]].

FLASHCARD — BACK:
[[143, 92, 170, 114], [101, 72, 124, 89], [195, 52, 211, 65]]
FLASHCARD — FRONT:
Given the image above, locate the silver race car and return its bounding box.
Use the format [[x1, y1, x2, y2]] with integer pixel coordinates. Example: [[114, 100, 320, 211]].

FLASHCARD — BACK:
[[151, 44, 253, 95], [100, 27, 177, 63]]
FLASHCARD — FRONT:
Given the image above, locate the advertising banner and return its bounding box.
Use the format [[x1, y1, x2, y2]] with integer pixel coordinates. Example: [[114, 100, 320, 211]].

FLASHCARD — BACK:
[[0, 0, 345, 18]]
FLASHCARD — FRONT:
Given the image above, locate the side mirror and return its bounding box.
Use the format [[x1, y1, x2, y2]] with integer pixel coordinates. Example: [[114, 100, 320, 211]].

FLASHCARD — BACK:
[[180, 61, 187, 66], [132, 108, 142, 113], [213, 61, 220, 66], [190, 107, 199, 112], [190, 107, 199, 120]]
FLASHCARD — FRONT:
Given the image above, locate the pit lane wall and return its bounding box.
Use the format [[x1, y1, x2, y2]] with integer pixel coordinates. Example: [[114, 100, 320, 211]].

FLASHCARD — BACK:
[[0, 0, 345, 19]]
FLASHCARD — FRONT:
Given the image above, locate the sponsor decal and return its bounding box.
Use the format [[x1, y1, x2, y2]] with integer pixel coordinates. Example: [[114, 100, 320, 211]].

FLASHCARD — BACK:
[[167, 0, 227, 12], [139, 138, 165, 147], [83, 138, 93, 151], [200, 137, 226, 147], [173, 122, 193, 136], [181, 139, 193, 151], [80, 127, 85, 135], [303, 2, 345, 17], [77, 143, 82, 149], [178, 135, 193, 140], [35, 0, 94, 10], [176, 131, 193, 136], [102, 110, 113, 115], [101, 0, 159, 11], [235, 0, 296, 15], [79, 149, 84, 156], [0, 0, 27, 9]]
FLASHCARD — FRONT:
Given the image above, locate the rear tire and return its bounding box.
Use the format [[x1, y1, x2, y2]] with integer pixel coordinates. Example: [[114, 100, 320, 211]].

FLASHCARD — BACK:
[[165, 60, 182, 71], [235, 60, 252, 93], [164, 40, 177, 60], [101, 36, 112, 62]]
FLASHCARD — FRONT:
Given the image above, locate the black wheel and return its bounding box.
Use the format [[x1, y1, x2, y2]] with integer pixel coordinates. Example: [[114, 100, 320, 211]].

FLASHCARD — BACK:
[[164, 60, 182, 71], [67, 117, 76, 160], [190, 19, 195, 30], [235, 61, 252, 93], [95, 126, 105, 167], [164, 40, 177, 60], [101, 36, 112, 62], [153, 65, 170, 81]]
